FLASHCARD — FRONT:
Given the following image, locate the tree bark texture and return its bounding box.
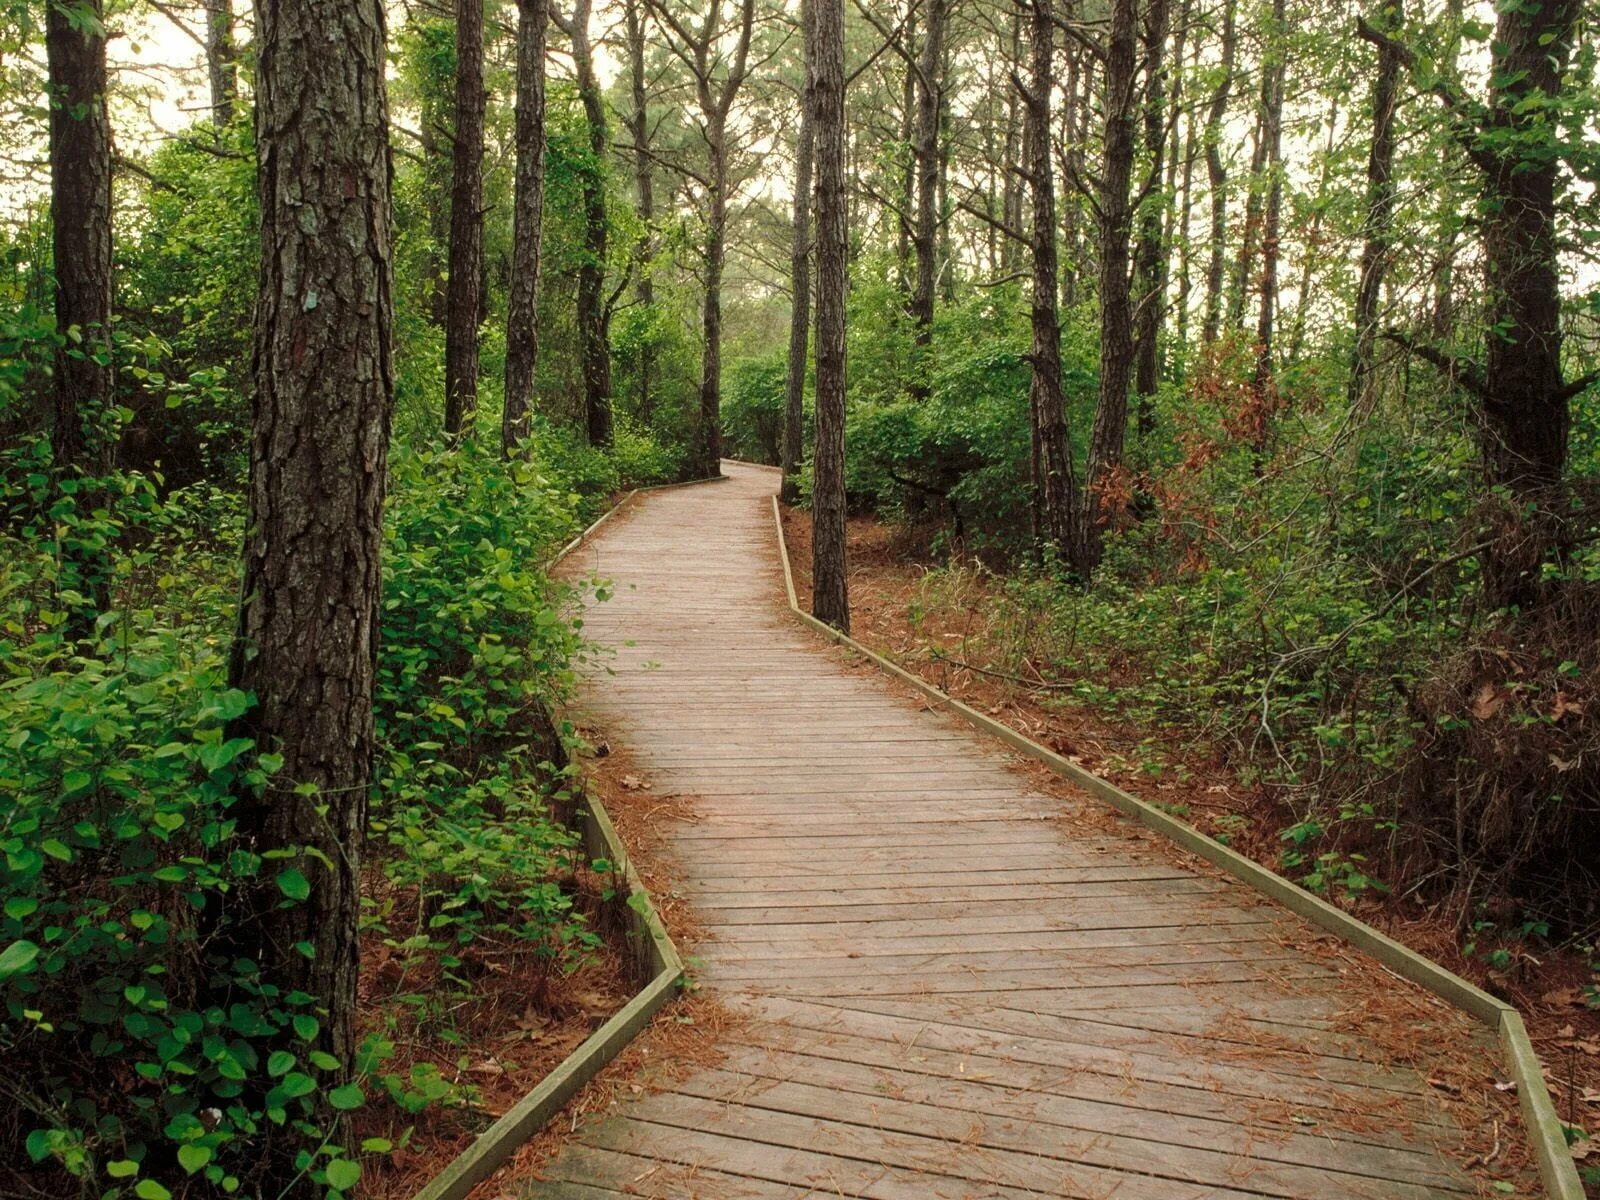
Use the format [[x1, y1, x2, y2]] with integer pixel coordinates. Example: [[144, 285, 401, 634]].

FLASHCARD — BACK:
[[1346, 0, 1402, 414], [47, 0, 114, 481], [1200, 0, 1236, 344], [908, 0, 947, 396], [1132, 0, 1172, 437], [567, 0, 614, 447], [810, 0, 850, 632], [625, 0, 657, 423], [228, 0, 394, 1185], [782, 0, 815, 505], [1072, 0, 1139, 579], [443, 0, 485, 439], [206, 0, 238, 125], [504, 0, 549, 455], [1475, 0, 1578, 608], [1026, 0, 1077, 559]]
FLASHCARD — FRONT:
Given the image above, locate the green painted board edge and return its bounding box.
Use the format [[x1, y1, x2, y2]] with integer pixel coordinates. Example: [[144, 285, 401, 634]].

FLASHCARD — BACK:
[[770, 494, 1582, 1200], [408, 479, 718, 1200]]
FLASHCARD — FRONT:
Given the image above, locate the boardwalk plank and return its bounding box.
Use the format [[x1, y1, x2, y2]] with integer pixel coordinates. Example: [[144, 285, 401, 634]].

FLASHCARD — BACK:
[[518, 465, 1527, 1200]]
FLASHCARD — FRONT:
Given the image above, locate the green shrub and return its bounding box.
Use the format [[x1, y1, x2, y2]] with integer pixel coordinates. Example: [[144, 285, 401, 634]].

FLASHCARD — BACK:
[[721, 355, 792, 465]]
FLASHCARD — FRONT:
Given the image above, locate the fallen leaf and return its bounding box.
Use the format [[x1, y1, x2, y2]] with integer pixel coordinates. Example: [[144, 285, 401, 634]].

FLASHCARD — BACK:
[[1543, 988, 1582, 1007], [619, 773, 650, 790], [1427, 1077, 1462, 1094], [1550, 691, 1584, 722], [1572, 1138, 1593, 1162], [1493, 1080, 1517, 1093], [1471, 683, 1505, 720]]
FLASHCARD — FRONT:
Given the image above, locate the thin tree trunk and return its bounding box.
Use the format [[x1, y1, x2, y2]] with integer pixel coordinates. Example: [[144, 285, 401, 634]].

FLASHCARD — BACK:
[[443, 0, 485, 439], [1026, 0, 1077, 559], [1072, 0, 1139, 578], [565, 0, 614, 447], [1228, 109, 1265, 335], [896, 10, 917, 294], [1175, 24, 1201, 357], [692, 120, 730, 476], [1201, 0, 1237, 344], [504, 0, 549, 456], [1346, 1, 1401, 411], [908, 0, 946, 395], [1251, 0, 1286, 427], [227, 1, 393, 1189], [782, 0, 815, 505], [1000, 11, 1024, 275], [811, 0, 850, 631], [1132, 0, 1172, 438], [625, 0, 657, 423], [205, 0, 237, 126]]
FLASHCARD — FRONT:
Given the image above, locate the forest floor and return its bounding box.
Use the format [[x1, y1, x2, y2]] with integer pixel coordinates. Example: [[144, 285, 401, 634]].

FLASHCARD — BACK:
[[360, 858, 634, 1198], [780, 502, 1600, 1187], [434, 736, 734, 1200]]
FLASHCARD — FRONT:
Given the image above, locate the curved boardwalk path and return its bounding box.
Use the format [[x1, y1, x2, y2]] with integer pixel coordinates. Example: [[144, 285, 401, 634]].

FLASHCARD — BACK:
[[533, 462, 1529, 1200]]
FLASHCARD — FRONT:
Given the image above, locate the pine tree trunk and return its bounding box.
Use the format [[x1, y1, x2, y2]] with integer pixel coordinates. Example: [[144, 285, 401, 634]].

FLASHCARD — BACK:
[[625, 0, 657, 424], [782, 0, 815, 505], [1200, 0, 1236, 344], [504, 0, 549, 456], [1250, 0, 1287, 446], [811, 0, 850, 631], [1131, 0, 1172, 438], [1071, 0, 1138, 579], [691, 119, 729, 478], [1475, 0, 1577, 609], [46, 0, 114, 484], [443, 0, 484, 439], [1026, 0, 1077, 559], [205, 0, 237, 126], [569, 0, 614, 448], [908, 0, 946, 396], [227, 1, 393, 1189], [1346, 0, 1401, 412]]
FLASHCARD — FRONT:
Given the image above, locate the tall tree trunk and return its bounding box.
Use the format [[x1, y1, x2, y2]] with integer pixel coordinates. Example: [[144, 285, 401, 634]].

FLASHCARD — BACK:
[[624, 0, 657, 423], [782, 0, 815, 505], [896, 9, 917, 295], [908, 0, 946, 396], [1200, 0, 1237, 344], [1174, 22, 1201, 357], [46, 0, 114, 484], [1072, 0, 1139, 579], [205, 0, 237, 125], [504, 0, 549, 456], [692, 119, 729, 477], [566, 0, 614, 447], [1347, 2, 1401, 413], [811, 0, 850, 631], [1250, 0, 1286, 444], [443, 0, 485, 440], [1000, 11, 1024, 276], [227, 0, 393, 1189], [1131, 0, 1172, 439], [1059, 38, 1085, 309], [1474, 0, 1578, 609], [1026, 0, 1078, 558]]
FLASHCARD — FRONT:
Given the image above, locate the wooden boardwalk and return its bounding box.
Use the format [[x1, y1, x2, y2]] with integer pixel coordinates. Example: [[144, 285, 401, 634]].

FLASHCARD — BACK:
[[532, 462, 1530, 1200]]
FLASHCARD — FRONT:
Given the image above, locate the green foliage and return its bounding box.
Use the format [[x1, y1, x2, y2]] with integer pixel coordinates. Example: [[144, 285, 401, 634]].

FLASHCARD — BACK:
[[720, 354, 793, 465], [0, 429, 597, 1197]]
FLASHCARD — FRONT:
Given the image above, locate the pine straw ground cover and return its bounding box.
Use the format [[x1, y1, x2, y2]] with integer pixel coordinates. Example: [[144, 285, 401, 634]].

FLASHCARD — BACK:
[[782, 503, 1600, 1194], [458, 736, 737, 1200]]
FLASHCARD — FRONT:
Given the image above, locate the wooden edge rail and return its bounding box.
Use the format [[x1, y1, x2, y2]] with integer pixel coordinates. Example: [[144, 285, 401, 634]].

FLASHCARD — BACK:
[[410, 474, 721, 1200], [769, 491, 1582, 1200]]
